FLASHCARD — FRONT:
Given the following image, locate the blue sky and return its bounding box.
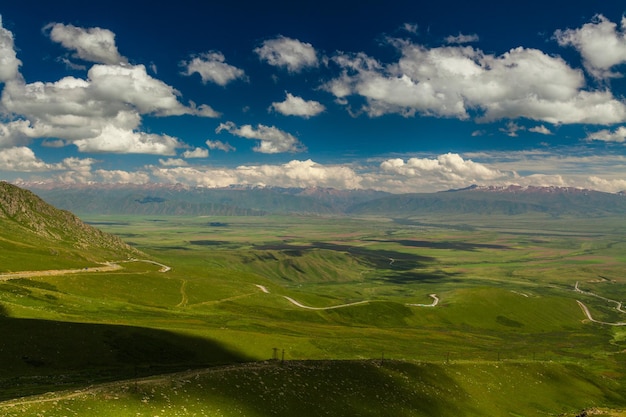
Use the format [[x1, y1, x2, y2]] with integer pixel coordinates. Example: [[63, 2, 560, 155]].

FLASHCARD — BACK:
[[1, 0, 626, 192]]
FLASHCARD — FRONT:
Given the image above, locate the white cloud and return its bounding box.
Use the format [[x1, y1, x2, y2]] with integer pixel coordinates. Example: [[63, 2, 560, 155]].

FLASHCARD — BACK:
[[499, 121, 525, 137], [584, 126, 626, 143], [159, 158, 188, 166], [377, 153, 508, 191], [324, 41, 626, 124], [150, 166, 239, 188], [554, 14, 626, 79], [254, 36, 318, 73], [88, 64, 195, 116], [269, 92, 325, 118], [216, 121, 306, 153], [529, 125, 553, 135], [95, 169, 150, 184], [0, 64, 220, 149], [0, 120, 35, 148], [182, 147, 209, 158], [0, 16, 21, 82], [585, 176, 626, 193], [45, 23, 127, 65], [181, 51, 247, 86], [206, 139, 235, 152], [445, 33, 479, 44], [74, 125, 181, 155], [151, 159, 361, 189], [0, 22, 220, 158], [0, 146, 52, 171], [402, 23, 418, 34]]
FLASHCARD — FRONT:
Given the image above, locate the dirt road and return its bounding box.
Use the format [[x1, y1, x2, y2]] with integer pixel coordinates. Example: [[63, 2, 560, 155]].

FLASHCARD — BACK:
[[0, 259, 171, 281]]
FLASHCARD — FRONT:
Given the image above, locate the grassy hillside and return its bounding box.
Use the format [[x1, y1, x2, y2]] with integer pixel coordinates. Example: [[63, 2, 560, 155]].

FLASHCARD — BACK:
[[1, 360, 623, 417], [0, 182, 143, 271]]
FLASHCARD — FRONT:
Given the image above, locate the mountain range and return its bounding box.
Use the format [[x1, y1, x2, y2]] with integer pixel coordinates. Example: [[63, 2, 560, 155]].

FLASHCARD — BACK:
[[18, 182, 626, 218]]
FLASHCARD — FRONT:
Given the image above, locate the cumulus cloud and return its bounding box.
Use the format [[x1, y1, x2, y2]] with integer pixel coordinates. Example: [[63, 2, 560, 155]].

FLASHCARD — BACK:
[[584, 126, 626, 142], [73, 125, 182, 155], [88, 64, 204, 116], [45, 23, 127, 65], [0, 120, 35, 148], [181, 51, 247, 86], [378, 153, 507, 191], [269, 92, 325, 118], [0, 64, 216, 153], [0, 146, 53, 171], [529, 125, 553, 135], [159, 158, 188, 166], [0, 21, 220, 159], [323, 40, 626, 124], [445, 33, 479, 44], [0, 16, 21, 82], [216, 121, 306, 153], [554, 14, 626, 79], [206, 139, 235, 152], [182, 147, 209, 158], [254, 36, 319, 72], [95, 169, 150, 184], [151, 159, 361, 189]]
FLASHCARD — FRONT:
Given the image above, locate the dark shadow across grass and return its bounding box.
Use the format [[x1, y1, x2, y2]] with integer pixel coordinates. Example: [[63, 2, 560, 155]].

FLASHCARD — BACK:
[[0, 316, 250, 400]]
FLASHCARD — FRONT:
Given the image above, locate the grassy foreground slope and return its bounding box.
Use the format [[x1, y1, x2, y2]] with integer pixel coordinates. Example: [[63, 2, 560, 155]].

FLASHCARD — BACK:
[[0, 360, 623, 417]]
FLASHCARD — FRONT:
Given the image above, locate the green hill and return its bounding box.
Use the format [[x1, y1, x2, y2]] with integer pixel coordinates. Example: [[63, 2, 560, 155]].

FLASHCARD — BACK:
[[0, 181, 143, 271]]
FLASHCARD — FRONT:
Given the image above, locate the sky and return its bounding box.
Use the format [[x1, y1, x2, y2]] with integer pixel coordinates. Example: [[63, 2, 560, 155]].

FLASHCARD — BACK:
[[1, 0, 626, 193]]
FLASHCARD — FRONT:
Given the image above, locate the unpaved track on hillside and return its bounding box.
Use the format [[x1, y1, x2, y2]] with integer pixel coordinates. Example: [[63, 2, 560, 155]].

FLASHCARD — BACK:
[[256, 285, 439, 310], [0, 259, 171, 281], [575, 281, 626, 326]]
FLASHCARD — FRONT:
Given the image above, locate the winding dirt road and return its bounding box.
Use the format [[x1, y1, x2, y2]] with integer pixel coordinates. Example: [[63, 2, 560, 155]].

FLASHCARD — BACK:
[[0, 259, 171, 281], [575, 281, 626, 326], [255, 285, 439, 310]]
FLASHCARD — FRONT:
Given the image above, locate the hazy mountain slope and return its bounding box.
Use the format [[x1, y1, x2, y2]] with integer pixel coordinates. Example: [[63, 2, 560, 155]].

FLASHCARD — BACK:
[[19, 182, 626, 217], [25, 184, 388, 215], [0, 182, 143, 271], [348, 186, 626, 217]]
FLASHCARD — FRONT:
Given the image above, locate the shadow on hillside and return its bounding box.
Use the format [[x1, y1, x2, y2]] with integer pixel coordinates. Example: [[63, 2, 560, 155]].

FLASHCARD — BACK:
[[0, 316, 250, 400], [375, 239, 510, 251], [252, 242, 436, 271], [378, 269, 461, 284]]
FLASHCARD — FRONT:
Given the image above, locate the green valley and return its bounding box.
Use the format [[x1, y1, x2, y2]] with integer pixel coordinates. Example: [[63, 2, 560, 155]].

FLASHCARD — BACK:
[[1, 183, 626, 416]]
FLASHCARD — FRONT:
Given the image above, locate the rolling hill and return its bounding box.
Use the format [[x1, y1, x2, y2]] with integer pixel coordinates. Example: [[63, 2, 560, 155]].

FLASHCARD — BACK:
[[0, 181, 143, 271]]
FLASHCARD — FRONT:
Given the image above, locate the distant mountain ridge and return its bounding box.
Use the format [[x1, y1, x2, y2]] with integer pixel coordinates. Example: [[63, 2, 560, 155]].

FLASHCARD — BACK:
[[17, 182, 626, 218], [23, 183, 388, 216], [446, 184, 599, 194], [349, 184, 626, 217]]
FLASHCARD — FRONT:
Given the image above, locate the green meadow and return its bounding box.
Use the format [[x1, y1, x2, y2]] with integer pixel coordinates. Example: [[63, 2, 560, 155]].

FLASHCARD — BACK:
[[1, 213, 626, 415]]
